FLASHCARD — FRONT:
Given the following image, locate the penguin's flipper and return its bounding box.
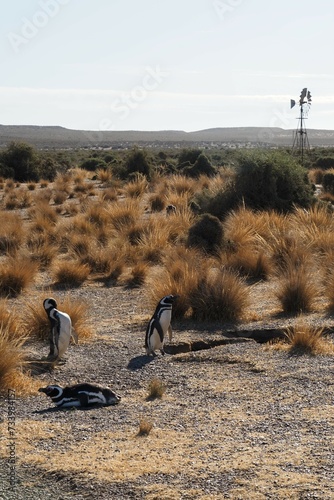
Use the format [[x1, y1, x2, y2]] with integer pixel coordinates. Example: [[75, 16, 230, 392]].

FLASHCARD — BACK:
[[71, 330, 79, 344], [153, 320, 164, 344], [168, 325, 173, 342], [78, 393, 89, 407]]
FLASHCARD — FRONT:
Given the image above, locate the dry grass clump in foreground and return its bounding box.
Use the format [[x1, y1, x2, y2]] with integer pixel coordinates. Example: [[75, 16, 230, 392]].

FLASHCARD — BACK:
[[272, 322, 334, 355], [0, 326, 32, 395], [137, 419, 153, 436], [51, 259, 91, 286], [0, 256, 39, 297], [0, 298, 24, 339], [146, 378, 166, 400], [276, 265, 319, 314]]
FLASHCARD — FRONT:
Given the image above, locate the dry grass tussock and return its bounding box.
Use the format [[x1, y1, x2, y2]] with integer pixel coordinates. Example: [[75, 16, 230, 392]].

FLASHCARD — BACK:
[[0, 326, 34, 395], [0, 211, 25, 255], [137, 419, 153, 436], [146, 378, 166, 400], [0, 255, 39, 297], [273, 322, 334, 355], [51, 259, 91, 287], [0, 298, 24, 340], [107, 198, 143, 231], [276, 265, 320, 314]]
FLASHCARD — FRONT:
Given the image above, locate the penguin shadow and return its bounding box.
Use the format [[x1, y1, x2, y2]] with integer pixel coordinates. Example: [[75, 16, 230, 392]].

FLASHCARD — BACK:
[[26, 358, 55, 375], [26, 356, 67, 375], [127, 354, 156, 371], [34, 404, 106, 415]]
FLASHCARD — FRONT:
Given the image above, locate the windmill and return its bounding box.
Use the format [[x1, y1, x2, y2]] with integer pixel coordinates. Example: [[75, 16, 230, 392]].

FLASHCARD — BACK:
[[291, 88, 312, 165]]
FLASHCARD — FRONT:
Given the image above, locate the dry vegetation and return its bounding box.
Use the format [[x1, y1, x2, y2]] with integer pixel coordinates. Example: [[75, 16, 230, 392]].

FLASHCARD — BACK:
[[1, 166, 334, 498]]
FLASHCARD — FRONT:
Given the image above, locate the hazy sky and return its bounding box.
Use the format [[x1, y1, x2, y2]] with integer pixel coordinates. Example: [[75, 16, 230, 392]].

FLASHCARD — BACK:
[[1, 0, 333, 132]]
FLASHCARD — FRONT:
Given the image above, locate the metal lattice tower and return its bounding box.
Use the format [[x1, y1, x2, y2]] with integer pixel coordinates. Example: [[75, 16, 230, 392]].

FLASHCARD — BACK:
[[291, 88, 312, 165]]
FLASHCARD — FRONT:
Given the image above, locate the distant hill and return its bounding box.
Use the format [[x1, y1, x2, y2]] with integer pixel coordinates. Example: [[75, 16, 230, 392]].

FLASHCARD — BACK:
[[0, 125, 334, 149]]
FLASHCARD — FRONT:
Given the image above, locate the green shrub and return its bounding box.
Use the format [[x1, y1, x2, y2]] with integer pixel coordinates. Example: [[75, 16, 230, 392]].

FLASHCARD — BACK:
[[1, 141, 40, 182], [322, 172, 334, 194], [183, 153, 216, 178], [190, 184, 237, 220], [80, 158, 107, 171], [234, 150, 314, 212], [315, 156, 334, 170], [123, 148, 152, 179], [177, 148, 202, 169]]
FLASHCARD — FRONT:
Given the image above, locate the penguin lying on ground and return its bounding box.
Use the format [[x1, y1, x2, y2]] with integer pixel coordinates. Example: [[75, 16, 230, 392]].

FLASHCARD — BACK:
[[43, 298, 78, 362], [145, 294, 179, 356], [38, 383, 121, 408]]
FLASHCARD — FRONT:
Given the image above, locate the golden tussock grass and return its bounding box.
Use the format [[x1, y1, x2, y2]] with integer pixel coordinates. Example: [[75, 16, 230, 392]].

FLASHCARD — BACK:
[[107, 199, 143, 232], [189, 268, 250, 322], [29, 201, 59, 225], [273, 322, 334, 356], [126, 262, 149, 288], [51, 259, 91, 286], [27, 235, 59, 269], [0, 298, 25, 340], [96, 168, 113, 183], [123, 177, 148, 198], [137, 419, 153, 436], [225, 248, 272, 281], [147, 378, 166, 400], [0, 326, 30, 395], [276, 266, 319, 314], [167, 174, 198, 196], [52, 190, 68, 205], [85, 202, 110, 228], [0, 211, 26, 255], [147, 191, 166, 212], [99, 186, 118, 202], [0, 255, 38, 297]]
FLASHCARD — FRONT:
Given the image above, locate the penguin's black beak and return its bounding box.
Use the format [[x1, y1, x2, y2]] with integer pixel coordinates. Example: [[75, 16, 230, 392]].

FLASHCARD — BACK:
[[38, 387, 49, 394]]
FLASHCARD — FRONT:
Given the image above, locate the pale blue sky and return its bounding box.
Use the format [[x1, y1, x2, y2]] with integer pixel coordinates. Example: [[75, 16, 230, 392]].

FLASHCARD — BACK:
[[1, 0, 333, 131]]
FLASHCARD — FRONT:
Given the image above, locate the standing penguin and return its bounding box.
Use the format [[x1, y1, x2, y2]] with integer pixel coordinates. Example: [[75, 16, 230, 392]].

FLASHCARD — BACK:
[[145, 294, 179, 356], [43, 298, 77, 362]]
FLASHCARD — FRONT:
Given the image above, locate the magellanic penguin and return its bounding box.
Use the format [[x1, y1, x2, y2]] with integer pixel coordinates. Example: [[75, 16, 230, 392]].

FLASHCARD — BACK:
[[38, 383, 121, 408], [145, 294, 179, 356], [43, 298, 78, 362]]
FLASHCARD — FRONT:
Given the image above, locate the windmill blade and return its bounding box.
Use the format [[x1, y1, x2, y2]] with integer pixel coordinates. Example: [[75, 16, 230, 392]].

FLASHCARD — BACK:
[[290, 99, 296, 108], [299, 87, 307, 105]]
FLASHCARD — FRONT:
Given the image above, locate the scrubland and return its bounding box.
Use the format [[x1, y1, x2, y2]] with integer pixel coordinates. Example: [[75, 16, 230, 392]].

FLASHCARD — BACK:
[[0, 161, 334, 499]]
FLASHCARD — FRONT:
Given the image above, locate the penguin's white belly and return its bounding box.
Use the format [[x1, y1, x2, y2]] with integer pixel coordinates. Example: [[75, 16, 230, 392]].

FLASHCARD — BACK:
[[150, 329, 163, 350], [56, 313, 72, 358], [159, 311, 171, 334]]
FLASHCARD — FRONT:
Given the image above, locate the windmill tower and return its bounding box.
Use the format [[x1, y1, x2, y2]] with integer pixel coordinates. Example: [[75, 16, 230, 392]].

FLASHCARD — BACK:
[[291, 88, 312, 165]]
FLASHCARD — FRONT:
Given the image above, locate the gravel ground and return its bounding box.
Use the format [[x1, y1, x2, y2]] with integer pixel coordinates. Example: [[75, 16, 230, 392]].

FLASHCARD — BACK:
[[1, 282, 334, 499]]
